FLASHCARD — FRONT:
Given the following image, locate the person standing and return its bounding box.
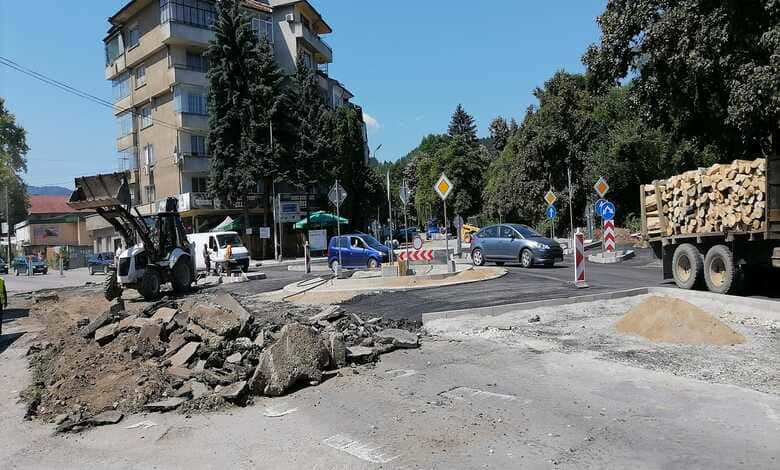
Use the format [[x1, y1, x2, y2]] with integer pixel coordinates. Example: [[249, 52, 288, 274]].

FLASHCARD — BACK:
[[0, 274, 7, 336], [203, 244, 211, 274], [224, 243, 233, 275]]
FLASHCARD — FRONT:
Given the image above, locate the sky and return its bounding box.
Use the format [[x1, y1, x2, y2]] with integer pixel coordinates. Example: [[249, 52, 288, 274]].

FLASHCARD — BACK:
[[0, 1, 605, 189]]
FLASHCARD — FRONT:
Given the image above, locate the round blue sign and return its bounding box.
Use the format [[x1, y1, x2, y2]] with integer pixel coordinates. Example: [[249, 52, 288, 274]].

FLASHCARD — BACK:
[[601, 201, 616, 220], [545, 205, 557, 220], [594, 198, 608, 218]]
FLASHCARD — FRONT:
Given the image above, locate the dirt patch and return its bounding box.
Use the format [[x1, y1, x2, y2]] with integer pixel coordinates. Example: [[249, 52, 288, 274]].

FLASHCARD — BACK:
[[615, 296, 745, 345]]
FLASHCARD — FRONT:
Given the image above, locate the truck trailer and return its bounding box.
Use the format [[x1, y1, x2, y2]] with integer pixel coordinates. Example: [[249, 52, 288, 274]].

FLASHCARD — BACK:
[[640, 155, 780, 295]]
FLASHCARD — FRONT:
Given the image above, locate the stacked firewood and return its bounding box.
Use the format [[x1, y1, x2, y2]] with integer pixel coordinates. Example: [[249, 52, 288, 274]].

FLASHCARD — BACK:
[[643, 159, 766, 237]]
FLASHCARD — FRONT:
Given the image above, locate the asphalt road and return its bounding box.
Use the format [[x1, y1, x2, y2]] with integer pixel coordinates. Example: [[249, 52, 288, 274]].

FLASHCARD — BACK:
[[342, 247, 672, 321]]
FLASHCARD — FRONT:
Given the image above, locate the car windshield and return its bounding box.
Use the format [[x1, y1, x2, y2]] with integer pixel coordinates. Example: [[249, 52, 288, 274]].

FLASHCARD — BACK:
[[216, 234, 244, 248], [510, 224, 542, 238], [360, 235, 384, 250], [30, 256, 42, 263]]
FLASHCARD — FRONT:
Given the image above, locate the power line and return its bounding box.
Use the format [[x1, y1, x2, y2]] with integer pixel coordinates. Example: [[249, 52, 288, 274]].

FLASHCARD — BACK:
[[0, 56, 184, 132]]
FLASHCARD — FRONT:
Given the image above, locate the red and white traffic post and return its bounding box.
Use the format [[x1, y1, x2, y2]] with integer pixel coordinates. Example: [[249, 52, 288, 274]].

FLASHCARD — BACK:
[[398, 250, 434, 262], [603, 219, 616, 253], [574, 229, 588, 288]]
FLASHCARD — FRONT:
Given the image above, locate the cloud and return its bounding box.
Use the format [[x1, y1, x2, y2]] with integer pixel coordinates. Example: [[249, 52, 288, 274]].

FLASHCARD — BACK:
[[363, 112, 381, 132]]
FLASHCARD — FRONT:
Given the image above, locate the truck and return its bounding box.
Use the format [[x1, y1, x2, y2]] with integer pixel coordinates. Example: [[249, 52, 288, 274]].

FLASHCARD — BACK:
[[187, 231, 251, 274], [640, 155, 780, 295], [68, 172, 195, 300]]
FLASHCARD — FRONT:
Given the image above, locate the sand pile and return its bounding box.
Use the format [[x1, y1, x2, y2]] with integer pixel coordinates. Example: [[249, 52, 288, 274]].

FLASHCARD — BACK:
[[615, 296, 745, 345]]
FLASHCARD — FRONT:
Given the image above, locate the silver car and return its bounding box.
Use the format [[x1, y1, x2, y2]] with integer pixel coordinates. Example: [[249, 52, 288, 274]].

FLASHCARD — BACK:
[[471, 224, 564, 267]]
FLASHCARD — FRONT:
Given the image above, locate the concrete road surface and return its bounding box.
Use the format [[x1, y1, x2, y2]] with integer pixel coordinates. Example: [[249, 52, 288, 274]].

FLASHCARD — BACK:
[[2, 319, 777, 469]]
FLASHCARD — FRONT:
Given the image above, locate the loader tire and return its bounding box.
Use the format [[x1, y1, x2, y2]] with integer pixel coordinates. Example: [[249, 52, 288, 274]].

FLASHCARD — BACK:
[[171, 258, 193, 294], [103, 271, 122, 301], [139, 269, 162, 300]]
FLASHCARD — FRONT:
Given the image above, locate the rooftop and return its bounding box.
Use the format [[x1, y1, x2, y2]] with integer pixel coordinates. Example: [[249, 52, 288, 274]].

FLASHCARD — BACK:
[[29, 195, 77, 215]]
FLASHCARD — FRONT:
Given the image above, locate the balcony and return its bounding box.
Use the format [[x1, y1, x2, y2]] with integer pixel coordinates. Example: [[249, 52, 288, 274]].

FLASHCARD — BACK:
[[177, 112, 209, 131], [169, 64, 208, 87], [292, 22, 333, 64], [179, 153, 210, 173], [160, 0, 217, 46]]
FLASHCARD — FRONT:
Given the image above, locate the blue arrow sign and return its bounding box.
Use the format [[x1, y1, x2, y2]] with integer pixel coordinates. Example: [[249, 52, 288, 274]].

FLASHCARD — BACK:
[[594, 198, 608, 218], [545, 205, 557, 220], [601, 201, 616, 221]]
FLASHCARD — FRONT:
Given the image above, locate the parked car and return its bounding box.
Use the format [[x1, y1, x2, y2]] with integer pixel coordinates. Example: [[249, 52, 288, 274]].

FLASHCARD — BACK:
[[393, 227, 419, 244], [0, 257, 8, 274], [470, 224, 563, 268], [13, 256, 48, 275], [87, 252, 115, 275], [328, 234, 390, 270]]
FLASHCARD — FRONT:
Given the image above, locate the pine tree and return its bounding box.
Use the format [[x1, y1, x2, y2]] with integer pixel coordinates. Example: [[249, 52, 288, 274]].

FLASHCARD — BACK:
[[286, 56, 331, 190], [489, 116, 510, 154], [447, 104, 478, 147], [206, 0, 283, 229]]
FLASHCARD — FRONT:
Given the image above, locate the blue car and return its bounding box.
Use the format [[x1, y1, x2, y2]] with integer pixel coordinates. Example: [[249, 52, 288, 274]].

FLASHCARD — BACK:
[[328, 234, 390, 270], [87, 252, 115, 275], [471, 224, 563, 268], [13, 256, 48, 275]]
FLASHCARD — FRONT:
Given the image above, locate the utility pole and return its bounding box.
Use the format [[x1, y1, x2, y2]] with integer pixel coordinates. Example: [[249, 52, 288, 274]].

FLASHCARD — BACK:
[[4, 184, 11, 262]]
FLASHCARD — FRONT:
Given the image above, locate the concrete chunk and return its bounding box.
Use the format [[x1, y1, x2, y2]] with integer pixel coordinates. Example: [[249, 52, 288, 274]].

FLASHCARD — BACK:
[[79, 310, 115, 338], [88, 410, 124, 426], [346, 346, 375, 363], [226, 352, 243, 364], [190, 304, 241, 337], [95, 323, 120, 345], [168, 342, 200, 367], [151, 307, 178, 325], [324, 332, 346, 368], [187, 322, 224, 348], [249, 323, 329, 396], [109, 298, 126, 316], [375, 329, 419, 349], [219, 380, 247, 401], [167, 367, 193, 380], [144, 397, 186, 412], [190, 380, 209, 399], [308, 306, 344, 323], [117, 314, 139, 332], [138, 323, 162, 342]]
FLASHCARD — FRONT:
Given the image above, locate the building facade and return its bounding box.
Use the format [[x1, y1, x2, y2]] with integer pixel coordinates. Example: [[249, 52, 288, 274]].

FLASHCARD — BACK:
[[103, 0, 367, 255]]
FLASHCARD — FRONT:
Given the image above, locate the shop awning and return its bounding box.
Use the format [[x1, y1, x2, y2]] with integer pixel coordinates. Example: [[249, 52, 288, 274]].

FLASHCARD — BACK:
[[293, 211, 349, 230]]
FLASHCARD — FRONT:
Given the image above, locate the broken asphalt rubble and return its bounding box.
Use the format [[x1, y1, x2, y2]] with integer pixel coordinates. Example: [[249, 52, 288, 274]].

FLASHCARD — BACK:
[[24, 291, 420, 432]]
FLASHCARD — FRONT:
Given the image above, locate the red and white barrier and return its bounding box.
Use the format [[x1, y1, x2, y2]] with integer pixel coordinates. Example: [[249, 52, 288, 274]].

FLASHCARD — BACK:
[[603, 220, 616, 253], [574, 229, 588, 288], [398, 249, 434, 262]]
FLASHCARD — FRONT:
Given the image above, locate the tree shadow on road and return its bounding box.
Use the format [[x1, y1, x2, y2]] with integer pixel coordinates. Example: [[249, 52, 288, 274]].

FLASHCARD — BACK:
[[0, 332, 26, 355]]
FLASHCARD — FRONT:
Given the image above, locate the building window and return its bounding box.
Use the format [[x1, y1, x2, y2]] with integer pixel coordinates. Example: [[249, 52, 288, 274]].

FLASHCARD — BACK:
[[145, 184, 156, 203], [300, 50, 313, 70], [105, 35, 123, 65], [112, 73, 131, 102], [160, 0, 216, 30], [127, 25, 140, 49], [136, 65, 146, 87], [140, 104, 153, 128], [174, 86, 207, 115], [192, 177, 208, 193], [251, 17, 273, 43], [144, 144, 155, 167], [185, 51, 207, 72], [117, 113, 133, 138], [118, 147, 138, 171], [190, 134, 207, 156]]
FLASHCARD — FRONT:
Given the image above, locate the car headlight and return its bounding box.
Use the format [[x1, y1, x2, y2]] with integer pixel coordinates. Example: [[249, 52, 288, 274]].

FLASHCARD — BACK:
[[530, 241, 550, 250]]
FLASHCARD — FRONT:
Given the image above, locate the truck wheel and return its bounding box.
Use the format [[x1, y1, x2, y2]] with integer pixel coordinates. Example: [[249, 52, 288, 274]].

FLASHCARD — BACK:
[[704, 245, 739, 295], [103, 271, 121, 301], [672, 243, 704, 290], [171, 259, 192, 294], [139, 269, 162, 300]]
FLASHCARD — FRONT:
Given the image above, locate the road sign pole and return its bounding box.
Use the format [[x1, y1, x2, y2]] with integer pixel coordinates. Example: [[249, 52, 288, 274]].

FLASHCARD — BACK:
[[335, 180, 343, 274], [443, 198, 452, 273], [403, 206, 409, 274], [567, 167, 575, 254]]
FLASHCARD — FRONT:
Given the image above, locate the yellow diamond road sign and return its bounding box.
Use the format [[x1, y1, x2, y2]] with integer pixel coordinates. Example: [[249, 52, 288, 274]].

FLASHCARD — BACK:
[[544, 190, 557, 206], [435, 173, 453, 200], [594, 177, 610, 198]]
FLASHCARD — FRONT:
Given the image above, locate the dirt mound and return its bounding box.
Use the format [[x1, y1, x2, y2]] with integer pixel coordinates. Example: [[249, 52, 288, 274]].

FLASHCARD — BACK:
[[615, 296, 745, 345]]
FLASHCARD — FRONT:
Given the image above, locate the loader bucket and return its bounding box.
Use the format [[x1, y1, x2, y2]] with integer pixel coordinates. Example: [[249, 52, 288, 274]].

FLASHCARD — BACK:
[[68, 172, 132, 210]]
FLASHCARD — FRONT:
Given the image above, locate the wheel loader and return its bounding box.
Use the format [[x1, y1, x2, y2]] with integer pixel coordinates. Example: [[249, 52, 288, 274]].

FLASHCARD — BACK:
[[67, 172, 195, 301]]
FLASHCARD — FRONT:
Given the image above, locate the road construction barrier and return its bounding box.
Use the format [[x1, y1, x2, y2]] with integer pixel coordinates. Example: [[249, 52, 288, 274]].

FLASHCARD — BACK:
[[398, 249, 434, 262], [603, 220, 616, 253], [575, 229, 588, 288]]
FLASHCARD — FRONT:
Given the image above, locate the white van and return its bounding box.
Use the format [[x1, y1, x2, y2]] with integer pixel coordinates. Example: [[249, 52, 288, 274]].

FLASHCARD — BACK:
[[187, 231, 251, 273]]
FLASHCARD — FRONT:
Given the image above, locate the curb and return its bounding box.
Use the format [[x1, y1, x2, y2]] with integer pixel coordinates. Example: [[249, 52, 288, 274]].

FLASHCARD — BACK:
[[281, 267, 508, 295], [421, 286, 779, 324]]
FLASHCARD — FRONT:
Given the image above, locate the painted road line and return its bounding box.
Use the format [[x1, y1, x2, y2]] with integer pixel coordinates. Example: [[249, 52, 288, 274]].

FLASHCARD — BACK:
[[323, 434, 402, 464], [385, 369, 417, 379], [439, 386, 518, 402]]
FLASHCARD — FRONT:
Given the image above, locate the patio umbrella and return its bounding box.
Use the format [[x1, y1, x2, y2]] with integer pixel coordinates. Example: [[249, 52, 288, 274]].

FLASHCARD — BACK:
[[211, 216, 241, 232], [293, 211, 349, 230]]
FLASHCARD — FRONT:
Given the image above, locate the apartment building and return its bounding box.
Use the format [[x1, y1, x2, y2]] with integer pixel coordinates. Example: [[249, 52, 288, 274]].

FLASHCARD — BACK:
[[103, 0, 366, 254]]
